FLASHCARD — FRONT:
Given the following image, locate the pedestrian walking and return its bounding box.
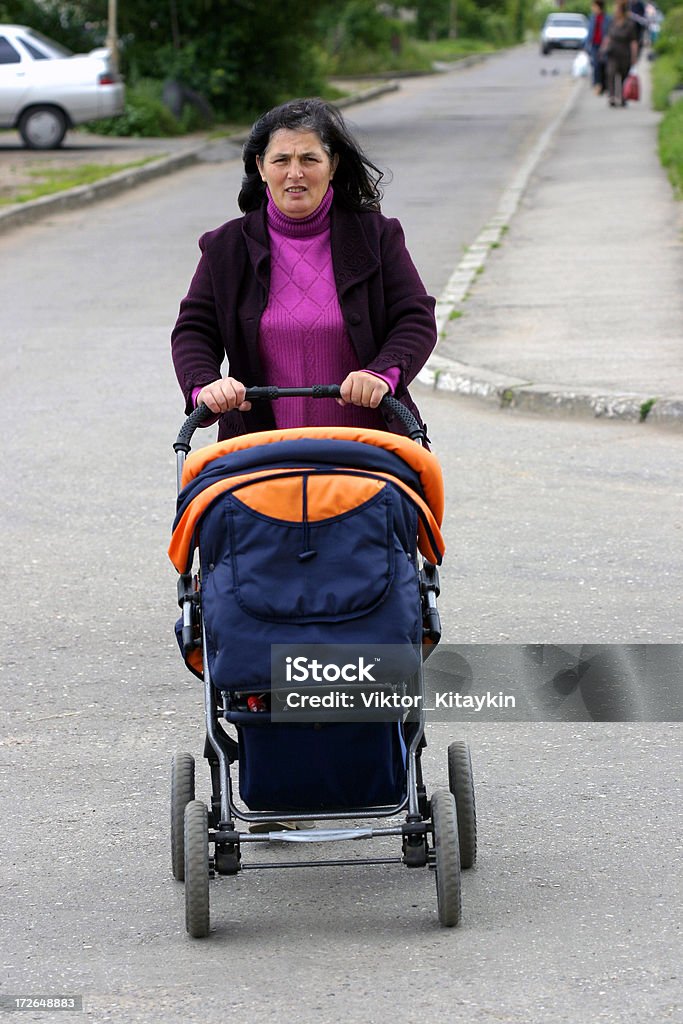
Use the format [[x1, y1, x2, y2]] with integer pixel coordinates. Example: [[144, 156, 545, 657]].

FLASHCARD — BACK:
[[586, 0, 609, 94], [600, 0, 639, 107], [629, 0, 648, 53], [171, 97, 437, 440]]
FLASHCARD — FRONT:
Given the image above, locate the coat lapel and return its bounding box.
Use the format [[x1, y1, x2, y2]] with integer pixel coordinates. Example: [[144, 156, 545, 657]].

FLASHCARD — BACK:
[[241, 207, 271, 290], [331, 205, 380, 295]]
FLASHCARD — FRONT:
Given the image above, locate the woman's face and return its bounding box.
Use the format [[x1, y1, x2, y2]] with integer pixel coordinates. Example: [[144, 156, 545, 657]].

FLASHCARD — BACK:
[[256, 129, 339, 219]]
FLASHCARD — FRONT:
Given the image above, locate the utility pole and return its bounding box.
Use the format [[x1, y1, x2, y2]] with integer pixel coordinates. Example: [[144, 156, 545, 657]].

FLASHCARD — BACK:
[[106, 0, 119, 73], [449, 0, 458, 38]]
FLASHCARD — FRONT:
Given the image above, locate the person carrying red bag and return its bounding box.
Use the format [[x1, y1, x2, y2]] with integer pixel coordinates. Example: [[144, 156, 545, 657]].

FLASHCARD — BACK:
[[600, 0, 639, 107]]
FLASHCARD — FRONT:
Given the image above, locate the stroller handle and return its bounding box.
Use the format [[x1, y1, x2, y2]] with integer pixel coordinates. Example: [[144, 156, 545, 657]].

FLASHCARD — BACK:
[[173, 385, 426, 454]]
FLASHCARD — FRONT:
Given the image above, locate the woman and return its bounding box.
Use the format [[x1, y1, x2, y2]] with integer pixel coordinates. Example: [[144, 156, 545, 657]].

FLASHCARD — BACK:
[[600, 0, 638, 107], [171, 98, 437, 439]]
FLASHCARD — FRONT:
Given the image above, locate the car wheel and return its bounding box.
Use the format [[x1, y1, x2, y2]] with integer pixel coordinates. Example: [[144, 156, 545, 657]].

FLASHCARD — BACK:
[[18, 106, 67, 150], [541, 43, 551, 55]]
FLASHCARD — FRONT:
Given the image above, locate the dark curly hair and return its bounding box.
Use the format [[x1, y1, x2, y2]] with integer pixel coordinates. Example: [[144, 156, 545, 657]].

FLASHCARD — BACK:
[[238, 97, 385, 213]]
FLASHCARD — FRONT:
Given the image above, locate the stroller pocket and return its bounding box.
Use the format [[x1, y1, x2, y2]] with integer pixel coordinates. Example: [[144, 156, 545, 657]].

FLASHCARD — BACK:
[[226, 475, 395, 623], [198, 473, 422, 691], [238, 720, 407, 811]]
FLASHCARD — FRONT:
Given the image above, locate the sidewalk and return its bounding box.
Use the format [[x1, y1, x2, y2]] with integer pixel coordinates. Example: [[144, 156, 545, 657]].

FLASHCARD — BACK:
[[421, 55, 683, 427]]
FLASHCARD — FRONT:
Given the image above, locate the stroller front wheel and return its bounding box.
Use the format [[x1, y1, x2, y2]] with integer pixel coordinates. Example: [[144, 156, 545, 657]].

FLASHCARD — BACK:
[[447, 740, 477, 869], [171, 751, 195, 881], [184, 800, 210, 938], [431, 789, 462, 927]]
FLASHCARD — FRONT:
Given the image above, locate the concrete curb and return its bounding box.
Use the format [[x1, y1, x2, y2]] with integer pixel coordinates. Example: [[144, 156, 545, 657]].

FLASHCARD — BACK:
[[0, 82, 400, 237], [418, 355, 683, 428], [335, 82, 400, 107]]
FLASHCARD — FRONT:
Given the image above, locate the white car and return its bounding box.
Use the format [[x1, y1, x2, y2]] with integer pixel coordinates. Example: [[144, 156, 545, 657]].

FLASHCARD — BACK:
[[540, 13, 589, 55], [0, 24, 124, 149]]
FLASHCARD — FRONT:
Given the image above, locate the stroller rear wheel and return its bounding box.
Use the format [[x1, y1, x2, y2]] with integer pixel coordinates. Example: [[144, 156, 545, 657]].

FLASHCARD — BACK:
[[171, 751, 195, 881], [431, 789, 462, 927], [184, 800, 210, 938], [447, 740, 477, 869]]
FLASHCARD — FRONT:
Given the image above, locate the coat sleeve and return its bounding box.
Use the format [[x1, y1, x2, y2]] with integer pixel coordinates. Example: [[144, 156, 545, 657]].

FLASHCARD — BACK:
[[171, 235, 227, 414], [364, 217, 437, 394]]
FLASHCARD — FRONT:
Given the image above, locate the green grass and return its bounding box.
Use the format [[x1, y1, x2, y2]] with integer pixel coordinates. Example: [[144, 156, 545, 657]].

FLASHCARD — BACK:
[[0, 157, 162, 205], [329, 44, 431, 76], [329, 36, 497, 76], [319, 82, 350, 101], [651, 52, 682, 112], [84, 77, 216, 137], [205, 123, 249, 142], [412, 37, 497, 62], [659, 100, 683, 198]]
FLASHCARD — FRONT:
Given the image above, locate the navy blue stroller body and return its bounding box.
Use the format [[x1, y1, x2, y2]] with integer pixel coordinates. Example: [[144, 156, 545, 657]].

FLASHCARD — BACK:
[[169, 387, 477, 936]]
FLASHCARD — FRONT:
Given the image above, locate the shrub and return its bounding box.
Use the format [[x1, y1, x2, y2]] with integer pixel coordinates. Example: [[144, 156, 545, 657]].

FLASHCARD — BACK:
[[119, 8, 327, 121], [651, 53, 683, 110], [0, 0, 98, 52], [651, 7, 683, 110], [85, 80, 187, 137], [655, 5, 683, 51], [659, 99, 683, 196], [319, 2, 421, 75]]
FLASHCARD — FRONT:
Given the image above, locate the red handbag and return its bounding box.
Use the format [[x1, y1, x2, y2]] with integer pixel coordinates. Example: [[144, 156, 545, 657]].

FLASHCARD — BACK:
[[623, 74, 640, 102]]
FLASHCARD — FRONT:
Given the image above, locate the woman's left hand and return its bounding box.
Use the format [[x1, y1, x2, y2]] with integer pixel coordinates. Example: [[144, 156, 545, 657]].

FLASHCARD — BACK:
[[338, 371, 389, 408]]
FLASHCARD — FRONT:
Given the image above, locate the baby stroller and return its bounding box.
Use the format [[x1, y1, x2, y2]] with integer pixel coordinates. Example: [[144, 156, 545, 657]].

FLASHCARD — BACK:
[[169, 386, 477, 936]]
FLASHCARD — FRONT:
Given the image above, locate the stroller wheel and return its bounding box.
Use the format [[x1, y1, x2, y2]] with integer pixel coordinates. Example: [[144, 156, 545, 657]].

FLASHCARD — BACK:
[[171, 752, 195, 881], [431, 789, 462, 927], [184, 800, 210, 938], [447, 741, 477, 869]]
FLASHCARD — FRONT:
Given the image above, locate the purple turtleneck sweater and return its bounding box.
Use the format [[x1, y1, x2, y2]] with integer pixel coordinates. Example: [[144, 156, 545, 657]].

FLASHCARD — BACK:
[[258, 188, 398, 429]]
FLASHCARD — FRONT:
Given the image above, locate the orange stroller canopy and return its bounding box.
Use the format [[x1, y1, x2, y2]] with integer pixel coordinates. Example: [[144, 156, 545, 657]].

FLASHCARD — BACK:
[[169, 426, 446, 572]]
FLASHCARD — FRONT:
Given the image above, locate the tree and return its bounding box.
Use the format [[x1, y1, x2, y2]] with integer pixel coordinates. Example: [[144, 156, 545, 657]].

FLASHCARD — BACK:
[[0, 0, 104, 52], [117, 0, 331, 117], [410, 0, 517, 43]]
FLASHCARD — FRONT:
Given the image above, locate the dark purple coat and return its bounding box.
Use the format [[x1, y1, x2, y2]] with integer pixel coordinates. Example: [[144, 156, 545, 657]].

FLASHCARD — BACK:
[[171, 200, 437, 439]]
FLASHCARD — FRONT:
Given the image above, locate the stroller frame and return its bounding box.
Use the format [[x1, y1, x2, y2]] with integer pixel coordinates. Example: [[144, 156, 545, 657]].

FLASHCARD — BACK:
[[170, 387, 476, 935], [201, 626, 429, 846]]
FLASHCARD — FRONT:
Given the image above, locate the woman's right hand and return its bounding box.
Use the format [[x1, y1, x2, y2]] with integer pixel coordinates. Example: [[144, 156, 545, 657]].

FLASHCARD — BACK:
[[196, 377, 252, 414]]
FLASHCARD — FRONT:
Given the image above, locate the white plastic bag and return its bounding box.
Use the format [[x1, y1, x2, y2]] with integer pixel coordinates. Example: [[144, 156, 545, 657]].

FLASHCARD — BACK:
[[572, 51, 590, 78]]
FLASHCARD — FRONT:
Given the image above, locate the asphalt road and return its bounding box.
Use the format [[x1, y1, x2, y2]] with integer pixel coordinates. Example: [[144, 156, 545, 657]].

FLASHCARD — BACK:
[[1, 45, 681, 1023]]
